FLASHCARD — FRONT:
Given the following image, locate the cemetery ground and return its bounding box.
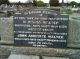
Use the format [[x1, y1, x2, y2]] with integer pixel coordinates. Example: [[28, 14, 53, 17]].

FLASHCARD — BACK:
[[0, 8, 80, 59]]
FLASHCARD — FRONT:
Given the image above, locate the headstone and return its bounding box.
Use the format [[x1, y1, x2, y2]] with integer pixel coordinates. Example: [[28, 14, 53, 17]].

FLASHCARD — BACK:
[[13, 9, 69, 48]]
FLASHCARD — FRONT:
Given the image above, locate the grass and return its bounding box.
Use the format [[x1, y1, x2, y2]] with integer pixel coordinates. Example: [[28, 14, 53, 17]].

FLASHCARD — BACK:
[[61, 8, 80, 14]]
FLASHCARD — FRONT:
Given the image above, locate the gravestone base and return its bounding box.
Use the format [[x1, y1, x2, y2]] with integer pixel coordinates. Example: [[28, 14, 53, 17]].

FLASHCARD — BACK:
[[0, 45, 80, 59], [42, 56, 69, 59]]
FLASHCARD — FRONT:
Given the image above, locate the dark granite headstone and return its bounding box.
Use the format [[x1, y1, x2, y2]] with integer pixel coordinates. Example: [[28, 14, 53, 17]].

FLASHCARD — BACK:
[[13, 9, 69, 48]]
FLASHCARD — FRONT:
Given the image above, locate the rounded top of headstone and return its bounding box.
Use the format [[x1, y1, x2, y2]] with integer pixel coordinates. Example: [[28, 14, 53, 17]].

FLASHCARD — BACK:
[[22, 8, 60, 16]]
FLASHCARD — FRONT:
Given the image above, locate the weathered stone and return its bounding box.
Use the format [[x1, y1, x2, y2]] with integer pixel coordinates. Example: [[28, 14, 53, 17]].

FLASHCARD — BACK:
[[1, 46, 80, 59], [0, 12, 80, 59], [0, 14, 80, 48], [0, 17, 14, 44], [42, 56, 69, 59], [0, 18, 1, 40], [68, 14, 80, 48], [8, 54, 39, 59], [0, 47, 11, 59]]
